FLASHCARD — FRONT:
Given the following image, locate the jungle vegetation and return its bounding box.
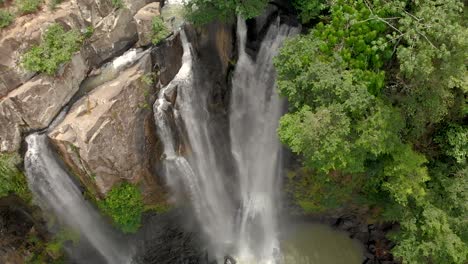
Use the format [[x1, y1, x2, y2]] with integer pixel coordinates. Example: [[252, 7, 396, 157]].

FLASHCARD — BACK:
[[187, 0, 467, 263]]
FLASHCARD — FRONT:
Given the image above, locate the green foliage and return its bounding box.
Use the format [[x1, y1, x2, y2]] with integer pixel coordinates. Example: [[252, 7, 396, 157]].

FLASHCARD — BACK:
[[380, 144, 429, 206], [82, 26, 94, 39], [151, 16, 170, 45], [111, 0, 123, 9], [436, 125, 468, 164], [45, 228, 79, 260], [287, 167, 364, 213], [21, 23, 83, 75], [292, 0, 327, 23], [144, 203, 172, 214], [391, 203, 468, 264], [0, 9, 13, 28], [0, 153, 32, 202], [15, 0, 42, 15], [394, 0, 466, 139], [98, 182, 144, 233], [48, 0, 62, 10], [141, 73, 155, 85], [185, 0, 268, 25], [26, 228, 79, 264], [275, 0, 467, 263]]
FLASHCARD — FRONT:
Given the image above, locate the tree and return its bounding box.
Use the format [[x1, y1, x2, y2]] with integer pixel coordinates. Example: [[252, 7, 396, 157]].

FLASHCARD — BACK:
[[275, 0, 467, 263], [184, 0, 268, 24]]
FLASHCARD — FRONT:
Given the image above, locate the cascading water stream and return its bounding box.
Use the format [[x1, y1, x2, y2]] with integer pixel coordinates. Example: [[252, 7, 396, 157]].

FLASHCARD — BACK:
[[154, 18, 298, 263], [230, 18, 298, 263], [22, 48, 148, 264], [153, 30, 236, 257], [25, 134, 131, 263]]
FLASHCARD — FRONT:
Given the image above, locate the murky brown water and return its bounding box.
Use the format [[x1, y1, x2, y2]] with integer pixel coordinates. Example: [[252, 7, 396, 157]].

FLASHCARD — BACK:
[[281, 222, 364, 264]]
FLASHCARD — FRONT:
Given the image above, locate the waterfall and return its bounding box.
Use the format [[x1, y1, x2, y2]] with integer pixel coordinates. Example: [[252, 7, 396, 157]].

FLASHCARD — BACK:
[[24, 134, 131, 263], [21, 48, 149, 264], [154, 18, 298, 263], [230, 18, 298, 263], [153, 30, 236, 257]]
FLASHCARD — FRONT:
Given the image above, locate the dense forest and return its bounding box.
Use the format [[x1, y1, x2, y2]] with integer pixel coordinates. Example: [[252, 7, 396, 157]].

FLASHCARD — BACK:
[[187, 0, 467, 263], [0, 0, 466, 263]]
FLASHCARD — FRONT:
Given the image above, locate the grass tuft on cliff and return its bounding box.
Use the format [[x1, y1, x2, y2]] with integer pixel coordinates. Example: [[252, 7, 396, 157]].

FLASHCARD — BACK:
[[0, 153, 32, 202], [111, 0, 123, 9], [0, 9, 14, 28], [15, 0, 42, 15], [98, 182, 144, 233], [21, 23, 83, 75], [151, 16, 170, 45]]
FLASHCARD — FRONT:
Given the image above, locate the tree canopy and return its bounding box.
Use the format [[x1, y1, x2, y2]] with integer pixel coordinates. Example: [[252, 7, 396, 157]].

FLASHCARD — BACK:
[[274, 0, 467, 263], [186, 0, 467, 262]]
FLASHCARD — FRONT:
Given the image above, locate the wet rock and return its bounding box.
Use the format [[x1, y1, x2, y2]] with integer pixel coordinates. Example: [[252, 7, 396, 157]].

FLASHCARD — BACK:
[[48, 54, 162, 200], [151, 33, 183, 86], [0, 195, 48, 264], [135, 2, 162, 47], [0, 53, 88, 153], [224, 255, 237, 264], [133, 210, 212, 264]]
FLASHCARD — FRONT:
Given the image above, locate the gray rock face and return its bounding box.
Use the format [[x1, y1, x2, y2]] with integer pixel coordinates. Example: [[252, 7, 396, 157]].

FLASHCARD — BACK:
[[0, 53, 88, 153], [48, 54, 161, 199], [86, 8, 139, 66], [0, 1, 157, 153], [151, 33, 183, 86], [0, 1, 87, 98], [134, 2, 162, 47], [124, 0, 157, 15]]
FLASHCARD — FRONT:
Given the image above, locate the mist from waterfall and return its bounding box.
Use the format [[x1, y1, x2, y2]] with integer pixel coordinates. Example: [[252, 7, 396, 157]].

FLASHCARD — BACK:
[[24, 134, 132, 263], [154, 18, 298, 263], [154, 30, 237, 256], [21, 48, 149, 264], [230, 19, 298, 263]]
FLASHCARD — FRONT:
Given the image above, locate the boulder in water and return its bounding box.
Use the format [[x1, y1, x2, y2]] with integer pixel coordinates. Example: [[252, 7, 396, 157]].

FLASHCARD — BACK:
[[224, 255, 237, 264]]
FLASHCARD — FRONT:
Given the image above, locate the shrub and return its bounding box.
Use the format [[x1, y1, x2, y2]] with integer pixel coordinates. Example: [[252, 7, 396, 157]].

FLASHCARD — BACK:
[[292, 0, 327, 23], [16, 0, 42, 15], [0, 153, 32, 202], [151, 16, 170, 45], [48, 0, 62, 10], [26, 228, 79, 264], [82, 25, 94, 39], [0, 9, 13, 28], [98, 182, 144, 233], [21, 23, 83, 75], [185, 0, 268, 25], [111, 0, 123, 9], [144, 203, 172, 214]]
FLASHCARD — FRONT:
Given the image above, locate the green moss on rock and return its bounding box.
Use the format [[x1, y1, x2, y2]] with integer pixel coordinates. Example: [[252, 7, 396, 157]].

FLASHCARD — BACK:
[[98, 182, 144, 233]]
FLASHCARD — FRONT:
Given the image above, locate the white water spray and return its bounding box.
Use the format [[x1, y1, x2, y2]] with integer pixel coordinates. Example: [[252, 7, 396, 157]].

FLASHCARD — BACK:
[[24, 134, 131, 263], [21, 48, 149, 264], [154, 18, 297, 263]]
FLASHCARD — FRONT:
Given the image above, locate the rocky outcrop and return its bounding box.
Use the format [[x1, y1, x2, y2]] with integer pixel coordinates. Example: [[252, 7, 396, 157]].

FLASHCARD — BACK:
[[334, 216, 398, 264], [288, 206, 399, 264], [48, 54, 159, 198], [0, 53, 88, 153], [0, 195, 49, 264], [0, 1, 87, 98], [85, 8, 139, 66], [135, 2, 161, 47], [151, 33, 183, 86], [0, 0, 163, 154], [124, 0, 156, 16]]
